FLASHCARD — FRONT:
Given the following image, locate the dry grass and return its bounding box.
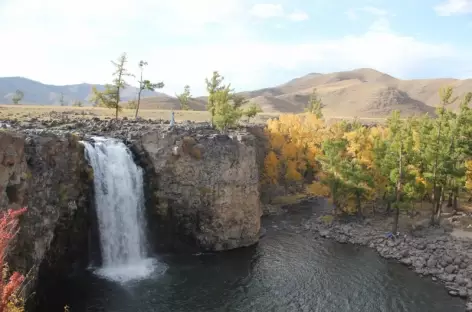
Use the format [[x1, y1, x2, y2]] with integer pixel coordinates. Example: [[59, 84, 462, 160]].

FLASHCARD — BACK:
[[270, 194, 308, 205], [0, 104, 391, 126], [0, 104, 279, 123]]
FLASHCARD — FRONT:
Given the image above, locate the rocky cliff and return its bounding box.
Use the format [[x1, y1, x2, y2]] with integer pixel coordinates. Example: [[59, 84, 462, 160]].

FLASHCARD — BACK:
[[131, 126, 262, 251], [0, 119, 261, 310], [0, 130, 91, 311], [0, 119, 264, 311]]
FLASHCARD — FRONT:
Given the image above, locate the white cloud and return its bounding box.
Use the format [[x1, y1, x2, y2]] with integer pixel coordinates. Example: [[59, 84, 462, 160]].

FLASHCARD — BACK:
[[287, 10, 309, 21], [346, 6, 392, 32], [369, 17, 391, 32], [249, 3, 309, 21], [0, 0, 469, 97], [361, 6, 388, 16], [249, 4, 284, 18], [434, 0, 472, 16], [139, 29, 462, 95], [345, 9, 358, 21]]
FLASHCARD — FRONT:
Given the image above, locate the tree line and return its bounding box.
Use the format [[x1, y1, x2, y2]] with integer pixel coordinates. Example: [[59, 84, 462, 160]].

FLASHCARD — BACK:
[[263, 87, 472, 233], [89, 52, 263, 129], [9, 52, 263, 129]]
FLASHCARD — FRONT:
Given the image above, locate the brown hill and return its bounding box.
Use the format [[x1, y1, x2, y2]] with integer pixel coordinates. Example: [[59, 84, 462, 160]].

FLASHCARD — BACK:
[[135, 68, 472, 117], [137, 95, 207, 111]]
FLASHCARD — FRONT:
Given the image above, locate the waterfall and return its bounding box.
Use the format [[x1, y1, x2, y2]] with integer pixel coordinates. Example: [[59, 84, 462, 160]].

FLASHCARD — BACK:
[[82, 137, 155, 282]]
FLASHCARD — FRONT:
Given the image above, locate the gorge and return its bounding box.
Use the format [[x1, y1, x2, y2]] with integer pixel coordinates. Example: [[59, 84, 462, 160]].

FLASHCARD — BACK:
[[0, 118, 470, 311]]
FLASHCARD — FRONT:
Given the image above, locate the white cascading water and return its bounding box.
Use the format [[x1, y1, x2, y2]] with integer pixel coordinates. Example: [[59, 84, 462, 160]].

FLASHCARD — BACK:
[[82, 137, 155, 282]]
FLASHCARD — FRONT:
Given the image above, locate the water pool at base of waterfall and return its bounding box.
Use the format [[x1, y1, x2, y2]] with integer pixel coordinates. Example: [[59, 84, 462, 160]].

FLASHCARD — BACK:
[[91, 258, 161, 283], [65, 219, 464, 312], [75, 138, 464, 312]]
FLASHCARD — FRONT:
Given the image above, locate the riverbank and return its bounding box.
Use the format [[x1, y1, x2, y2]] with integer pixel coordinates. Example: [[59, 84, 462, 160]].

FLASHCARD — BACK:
[[296, 199, 472, 311]]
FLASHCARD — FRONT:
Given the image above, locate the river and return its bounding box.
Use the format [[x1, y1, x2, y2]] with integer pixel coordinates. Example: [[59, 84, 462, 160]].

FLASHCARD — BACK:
[[65, 209, 464, 312]]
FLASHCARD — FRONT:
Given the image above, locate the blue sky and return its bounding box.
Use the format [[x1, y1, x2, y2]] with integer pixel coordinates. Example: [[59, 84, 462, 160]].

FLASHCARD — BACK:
[[0, 0, 471, 96]]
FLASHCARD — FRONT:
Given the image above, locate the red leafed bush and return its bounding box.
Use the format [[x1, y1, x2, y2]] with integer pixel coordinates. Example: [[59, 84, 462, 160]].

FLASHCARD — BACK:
[[0, 208, 27, 312]]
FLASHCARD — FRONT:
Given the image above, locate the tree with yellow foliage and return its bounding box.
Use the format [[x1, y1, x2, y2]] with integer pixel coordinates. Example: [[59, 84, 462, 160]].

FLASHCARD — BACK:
[[262, 86, 472, 231], [263, 114, 326, 191]]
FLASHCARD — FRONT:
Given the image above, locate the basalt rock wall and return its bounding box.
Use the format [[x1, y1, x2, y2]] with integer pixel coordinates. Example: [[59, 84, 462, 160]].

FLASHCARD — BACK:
[[0, 119, 267, 312], [0, 130, 91, 311], [130, 126, 262, 251]]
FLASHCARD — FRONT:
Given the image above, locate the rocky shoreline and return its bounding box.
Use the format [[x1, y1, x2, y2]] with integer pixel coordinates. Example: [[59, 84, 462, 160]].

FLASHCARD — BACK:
[[301, 211, 472, 311]]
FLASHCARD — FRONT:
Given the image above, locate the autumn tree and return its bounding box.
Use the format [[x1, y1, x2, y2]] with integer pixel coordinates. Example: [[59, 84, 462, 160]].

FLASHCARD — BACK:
[[261, 86, 472, 227], [264, 113, 326, 193], [11, 90, 23, 105], [135, 60, 164, 119], [176, 85, 192, 110], [343, 126, 376, 217]]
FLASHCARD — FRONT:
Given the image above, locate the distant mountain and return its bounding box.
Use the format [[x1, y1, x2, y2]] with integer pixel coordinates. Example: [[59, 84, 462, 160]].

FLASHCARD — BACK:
[[131, 68, 472, 117], [0, 77, 161, 106], [1, 69, 471, 118]]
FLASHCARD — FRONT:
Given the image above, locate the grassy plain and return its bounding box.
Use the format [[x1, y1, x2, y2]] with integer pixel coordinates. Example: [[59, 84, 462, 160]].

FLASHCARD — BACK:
[[0, 104, 275, 123], [0, 104, 389, 124]]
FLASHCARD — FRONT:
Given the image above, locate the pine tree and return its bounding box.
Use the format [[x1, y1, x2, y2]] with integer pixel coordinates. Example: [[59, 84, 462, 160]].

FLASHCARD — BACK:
[[11, 90, 23, 105], [135, 60, 164, 118], [212, 85, 242, 131], [59, 93, 66, 106], [428, 87, 458, 225], [317, 139, 349, 214], [89, 53, 134, 119], [243, 103, 262, 122], [110, 53, 134, 119], [205, 71, 225, 126], [176, 85, 192, 110], [305, 88, 324, 119]]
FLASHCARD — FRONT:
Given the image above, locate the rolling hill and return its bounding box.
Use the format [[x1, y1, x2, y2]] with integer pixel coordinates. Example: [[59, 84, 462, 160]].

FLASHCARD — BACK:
[[0, 77, 160, 105], [137, 68, 472, 117], [1, 68, 471, 118]]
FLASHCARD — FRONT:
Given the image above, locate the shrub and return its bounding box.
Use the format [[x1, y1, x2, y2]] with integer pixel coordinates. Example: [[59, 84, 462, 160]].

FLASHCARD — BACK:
[[0, 207, 27, 312]]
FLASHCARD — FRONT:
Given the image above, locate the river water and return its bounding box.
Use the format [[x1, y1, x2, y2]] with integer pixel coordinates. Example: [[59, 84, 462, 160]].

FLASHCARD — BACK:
[[66, 210, 464, 312]]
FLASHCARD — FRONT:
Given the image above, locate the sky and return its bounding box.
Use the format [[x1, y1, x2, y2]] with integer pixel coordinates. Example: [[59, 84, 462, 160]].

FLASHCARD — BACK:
[[0, 0, 471, 96]]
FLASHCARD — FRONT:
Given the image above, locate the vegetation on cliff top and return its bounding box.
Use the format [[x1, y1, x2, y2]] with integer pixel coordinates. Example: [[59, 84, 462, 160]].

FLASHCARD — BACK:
[[88, 52, 262, 127], [263, 86, 472, 233], [204, 71, 262, 131]]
